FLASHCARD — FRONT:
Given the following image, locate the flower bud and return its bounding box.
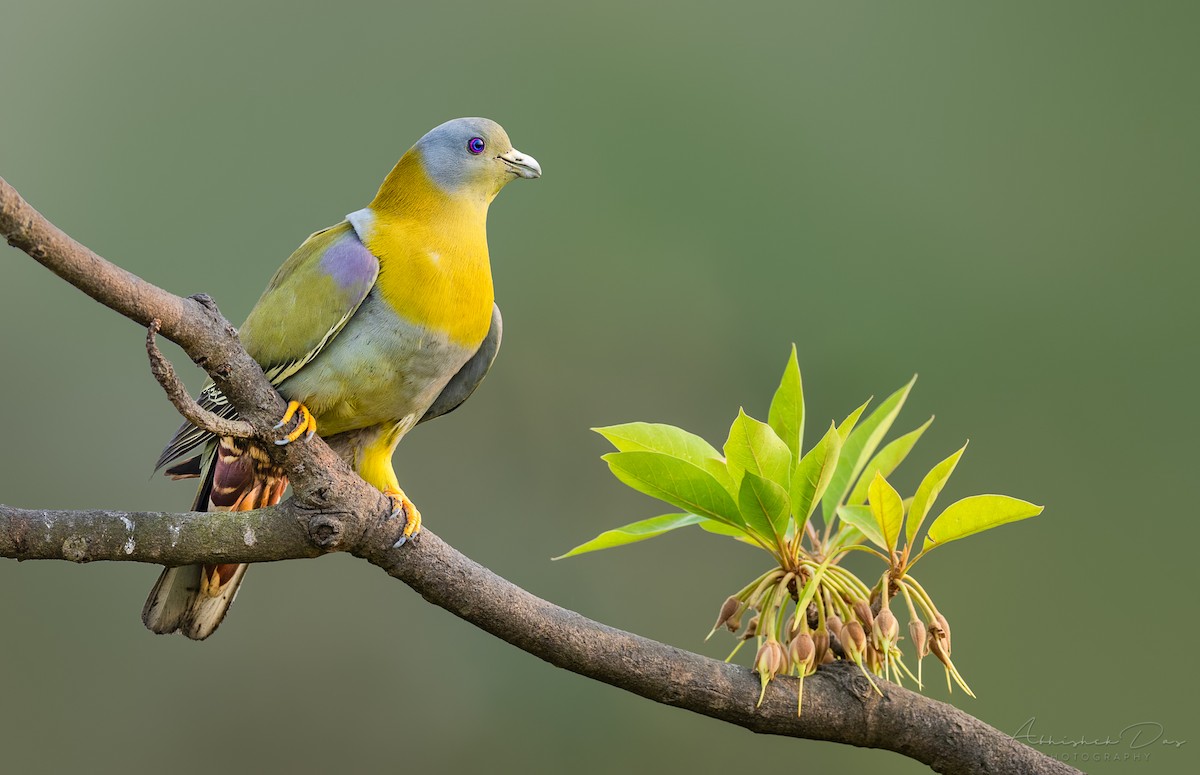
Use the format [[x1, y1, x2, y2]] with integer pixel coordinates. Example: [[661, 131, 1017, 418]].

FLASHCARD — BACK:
[[789, 633, 816, 675], [826, 613, 844, 638], [874, 609, 899, 648], [909, 619, 929, 658], [865, 643, 881, 674], [712, 595, 740, 633], [928, 622, 951, 667], [741, 614, 759, 641], [842, 620, 867, 661], [935, 613, 952, 656], [853, 600, 875, 634], [755, 639, 787, 679], [754, 638, 788, 707], [811, 629, 830, 666]]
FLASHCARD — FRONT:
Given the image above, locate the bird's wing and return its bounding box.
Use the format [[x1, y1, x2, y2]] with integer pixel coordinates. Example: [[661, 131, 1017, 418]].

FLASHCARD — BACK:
[[241, 221, 380, 383], [418, 303, 502, 425], [155, 222, 379, 470]]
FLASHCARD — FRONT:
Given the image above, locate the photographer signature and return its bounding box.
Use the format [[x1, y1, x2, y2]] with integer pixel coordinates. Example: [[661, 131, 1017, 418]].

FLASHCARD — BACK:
[[1013, 718, 1186, 750]]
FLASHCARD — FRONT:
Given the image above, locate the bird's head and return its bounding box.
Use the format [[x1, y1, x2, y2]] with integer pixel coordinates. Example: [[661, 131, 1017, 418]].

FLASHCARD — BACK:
[[408, 117, 541, 203]]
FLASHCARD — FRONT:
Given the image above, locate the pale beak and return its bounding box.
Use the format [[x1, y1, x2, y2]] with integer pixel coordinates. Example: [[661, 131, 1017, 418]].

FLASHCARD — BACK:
[[499, 148, 542, 179]]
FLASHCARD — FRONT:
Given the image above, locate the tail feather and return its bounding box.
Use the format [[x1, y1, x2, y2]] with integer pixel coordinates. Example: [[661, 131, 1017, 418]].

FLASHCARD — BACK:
[[142, 564, 203, 634], [142, 563, 251, 639], [163, 454, 203, 480], [143, 438, 286, 640]]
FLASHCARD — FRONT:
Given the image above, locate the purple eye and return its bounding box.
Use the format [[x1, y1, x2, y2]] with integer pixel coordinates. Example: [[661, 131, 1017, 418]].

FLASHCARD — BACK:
[[467, 137, 486, 155]]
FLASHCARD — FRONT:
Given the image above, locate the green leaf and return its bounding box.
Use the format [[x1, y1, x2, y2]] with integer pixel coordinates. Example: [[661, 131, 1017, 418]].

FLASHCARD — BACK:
[[867, 471, 905, 555], [724, 408, 792, 490], [923, 495, 1044, 552], [835, 506, 885, 549], [789, 422, 843, 521], [767, 345, 804, 466], [594, 422, 732, 489], [554, 513, 703, 559], [906, 442, 968, 546], [836, 398, 872, 442], [794, 557, 835, 616], [603, 451, 744, 528], [822, 376, 917, 519], [847, 416, 934, 505], [738, 470, 791, 542], [698, 520, 761, 545]]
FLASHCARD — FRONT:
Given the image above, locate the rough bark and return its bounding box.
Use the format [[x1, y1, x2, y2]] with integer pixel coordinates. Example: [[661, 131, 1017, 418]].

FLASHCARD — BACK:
[[0, 175, 1079, 775]]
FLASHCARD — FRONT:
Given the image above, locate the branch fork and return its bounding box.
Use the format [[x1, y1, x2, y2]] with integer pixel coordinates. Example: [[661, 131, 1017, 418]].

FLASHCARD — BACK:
[[146, 318, 255, 440]]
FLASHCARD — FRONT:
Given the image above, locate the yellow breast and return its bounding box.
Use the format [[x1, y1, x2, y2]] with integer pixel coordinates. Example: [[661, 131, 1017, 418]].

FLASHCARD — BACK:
[[358, 154, 495, 348]]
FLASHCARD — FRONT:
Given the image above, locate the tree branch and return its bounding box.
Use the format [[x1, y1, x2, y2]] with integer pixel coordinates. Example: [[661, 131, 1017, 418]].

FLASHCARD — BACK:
[[0, 503, 320, 565], [0, 174, 1079, 775], [146, 319, 255, 440]]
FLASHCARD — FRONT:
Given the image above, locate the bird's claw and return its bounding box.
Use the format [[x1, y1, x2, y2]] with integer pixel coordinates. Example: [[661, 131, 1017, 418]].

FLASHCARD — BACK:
[[273, 401, 317, 445], [384, 489, 422, 548]]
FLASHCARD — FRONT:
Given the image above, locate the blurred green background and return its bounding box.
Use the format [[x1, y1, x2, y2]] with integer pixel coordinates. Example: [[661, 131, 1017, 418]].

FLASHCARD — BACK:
[[2, 1, 1194, 773]]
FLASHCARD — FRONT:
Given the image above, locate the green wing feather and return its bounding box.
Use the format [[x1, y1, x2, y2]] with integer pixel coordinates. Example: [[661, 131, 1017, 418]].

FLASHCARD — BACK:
[[241, 222, 379, 380], [155, 222, 379, 470]]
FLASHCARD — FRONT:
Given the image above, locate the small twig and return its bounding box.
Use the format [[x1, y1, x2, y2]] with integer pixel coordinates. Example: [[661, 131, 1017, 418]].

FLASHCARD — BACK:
[[146, 318, 254, 439]]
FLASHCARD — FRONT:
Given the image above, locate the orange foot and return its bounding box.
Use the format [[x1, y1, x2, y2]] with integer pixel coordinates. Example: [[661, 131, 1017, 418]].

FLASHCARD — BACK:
[[273, 400, 317, 445], [384, 488, 422, 547]]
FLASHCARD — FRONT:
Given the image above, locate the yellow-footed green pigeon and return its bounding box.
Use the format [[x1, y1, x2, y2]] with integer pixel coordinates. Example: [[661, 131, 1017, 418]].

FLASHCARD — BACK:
[[144, 117, 540, 639]]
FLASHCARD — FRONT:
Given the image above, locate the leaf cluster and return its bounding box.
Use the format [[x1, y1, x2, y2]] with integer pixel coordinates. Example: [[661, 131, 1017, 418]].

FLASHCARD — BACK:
[[559, 347, 1043, 711]]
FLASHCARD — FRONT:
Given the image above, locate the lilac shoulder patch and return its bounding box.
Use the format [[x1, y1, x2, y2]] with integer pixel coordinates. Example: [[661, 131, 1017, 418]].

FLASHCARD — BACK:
[[319, 231, 379, 299]]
